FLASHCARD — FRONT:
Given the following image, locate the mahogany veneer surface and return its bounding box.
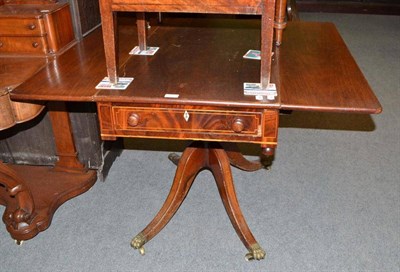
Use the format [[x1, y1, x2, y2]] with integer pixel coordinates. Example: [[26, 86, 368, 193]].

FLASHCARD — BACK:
[[11, 18, 381, 114], [96, 17, 279, 109], [273, 22, 382, 114], [0, 57, 47, 130], [0, 57, 46, 90]]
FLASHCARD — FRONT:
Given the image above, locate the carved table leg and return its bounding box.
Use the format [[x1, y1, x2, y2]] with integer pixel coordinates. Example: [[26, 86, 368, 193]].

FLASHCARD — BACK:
[[132, 142, 266, 260], [221, 142, 268, 171], [0, 102, 97, 241], [131, 144, 205, 255], [209, 146, 266, 260], [0, 162, 35, 243]]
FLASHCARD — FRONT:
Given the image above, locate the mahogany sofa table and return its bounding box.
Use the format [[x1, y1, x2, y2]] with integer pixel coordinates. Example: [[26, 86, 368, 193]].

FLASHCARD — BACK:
[[11, 17, 381, 260]]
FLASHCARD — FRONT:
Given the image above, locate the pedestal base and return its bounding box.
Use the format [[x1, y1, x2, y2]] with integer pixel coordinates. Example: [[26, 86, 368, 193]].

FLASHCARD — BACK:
[[0, 164, 96, 241], [131, 142, 269, 261]]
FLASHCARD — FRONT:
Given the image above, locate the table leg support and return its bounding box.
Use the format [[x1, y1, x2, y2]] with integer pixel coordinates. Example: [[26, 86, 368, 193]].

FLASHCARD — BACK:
[[0, 102, 97, 241], [169, 143, 271, 172], [209, 146, 266, 261], [131, 142, 266, 260], [0, 162, 35, 243], [131, 145, 204, 254]]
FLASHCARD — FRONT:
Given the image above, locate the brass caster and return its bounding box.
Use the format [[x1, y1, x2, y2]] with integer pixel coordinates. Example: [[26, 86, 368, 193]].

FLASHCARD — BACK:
[[245, 243, 266, 261], [131, 232, 146, 256], [14, 240, 24, 246], [138, 246, 145, 256]]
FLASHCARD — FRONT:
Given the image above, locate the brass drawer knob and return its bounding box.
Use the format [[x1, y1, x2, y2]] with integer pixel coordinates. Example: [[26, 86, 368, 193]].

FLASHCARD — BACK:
[[232, 118, 245, 133], [128, 113, 140, 127], [0, 42, 3, 48], [32, 42, 39, 48], [28, 24, 36, 30]]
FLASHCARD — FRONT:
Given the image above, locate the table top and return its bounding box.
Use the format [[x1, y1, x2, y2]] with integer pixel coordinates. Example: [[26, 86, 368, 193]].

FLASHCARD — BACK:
[[10, 16, 381, 114], [95, 17, 280, 109], [0, 57, 47, 91], [273, 22, 382, 114]]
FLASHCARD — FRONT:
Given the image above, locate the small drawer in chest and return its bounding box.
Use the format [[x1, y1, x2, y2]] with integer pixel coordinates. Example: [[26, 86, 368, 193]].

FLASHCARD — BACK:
[[0, 17, 44, 36], [0, 36, 48, 54], [0, 2, 75, 56]]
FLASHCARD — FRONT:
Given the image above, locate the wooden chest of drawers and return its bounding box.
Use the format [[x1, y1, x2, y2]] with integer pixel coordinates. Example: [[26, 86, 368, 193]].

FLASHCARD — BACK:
[[0, 0, 75, 56], [97, 103, 279, 146]]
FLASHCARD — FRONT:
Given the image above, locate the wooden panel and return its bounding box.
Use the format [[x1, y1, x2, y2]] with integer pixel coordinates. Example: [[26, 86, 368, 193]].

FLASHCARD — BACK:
[[262, 109, 278, 144], [274, 22, 382, 114], [0, 96, 43, 131], [68, 102, 103, 168], [0, 57, 46, 90], [43, 3, 75, 53], [112, 0, 263, 14], [0, 91, 15, 130]]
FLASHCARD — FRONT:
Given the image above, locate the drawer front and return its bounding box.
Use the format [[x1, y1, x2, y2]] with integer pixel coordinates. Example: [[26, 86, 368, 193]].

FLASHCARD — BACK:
[[113, 107, 262, 137], [0, 36, 48, 54], [0, 18, 44, 36]]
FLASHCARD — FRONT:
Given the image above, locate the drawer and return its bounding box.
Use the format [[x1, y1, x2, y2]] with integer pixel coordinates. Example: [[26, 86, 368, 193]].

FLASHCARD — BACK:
[[113, 107, 262, 136], [98, 103, 279, 144], [0, 36, 48, 54], [0, 18, 44, 36]]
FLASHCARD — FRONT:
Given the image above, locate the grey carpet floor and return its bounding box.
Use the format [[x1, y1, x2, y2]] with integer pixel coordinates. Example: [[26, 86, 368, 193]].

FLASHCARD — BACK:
[[1, 13, 399, 272]]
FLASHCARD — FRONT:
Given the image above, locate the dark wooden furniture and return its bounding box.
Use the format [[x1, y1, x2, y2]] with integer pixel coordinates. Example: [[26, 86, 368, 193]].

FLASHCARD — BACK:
[[0, 57, 46, 129], [0, 0, 75, 56], [10, 15, 381, 259], [0, 103, 97, 242], [1, 0, 105, 172], [98, 0, 291, 86], [0, 58, 97, 241]]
